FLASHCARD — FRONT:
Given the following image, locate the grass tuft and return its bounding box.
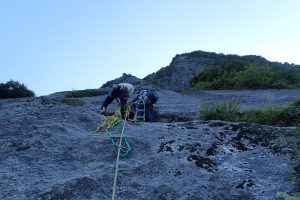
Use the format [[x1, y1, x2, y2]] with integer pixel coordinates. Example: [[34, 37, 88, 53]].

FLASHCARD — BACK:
[[65, 89, 107, 98], [200, 98, 300, 126], [61, 99, 82, 106]]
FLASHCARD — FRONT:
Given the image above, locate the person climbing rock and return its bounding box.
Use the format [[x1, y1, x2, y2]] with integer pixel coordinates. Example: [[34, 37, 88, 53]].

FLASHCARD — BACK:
[[131, 87, 158, 122], [100, 83, 134, 119]]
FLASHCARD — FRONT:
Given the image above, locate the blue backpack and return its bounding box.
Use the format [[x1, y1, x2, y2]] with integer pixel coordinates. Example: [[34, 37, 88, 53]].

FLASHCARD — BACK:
[[146, 88, 158, 104]]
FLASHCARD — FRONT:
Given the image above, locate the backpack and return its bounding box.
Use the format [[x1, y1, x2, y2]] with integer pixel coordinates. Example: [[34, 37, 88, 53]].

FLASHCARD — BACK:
[[145, 88, 158, 104], [136, 88, 158, 104]]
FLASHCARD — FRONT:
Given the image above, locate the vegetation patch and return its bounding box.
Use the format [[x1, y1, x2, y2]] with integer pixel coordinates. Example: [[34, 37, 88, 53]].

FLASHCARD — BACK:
[[65, 89, 106, 98], [202, 100, 240, 122], [186, 62, 300, 90], [200, 98, 300, 126], [61, 98, 82, 106], [276, 192, 300, 200], [0, 80, 35, 99]]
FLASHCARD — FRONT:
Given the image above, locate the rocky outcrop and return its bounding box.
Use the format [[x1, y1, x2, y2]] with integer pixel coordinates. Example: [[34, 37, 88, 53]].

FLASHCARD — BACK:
[[103, 51, 300, 91], [143, 52, 210, 90], [0, 89, 299, 199], [100, 73, 147, 89], [100, 51, 215, 91]]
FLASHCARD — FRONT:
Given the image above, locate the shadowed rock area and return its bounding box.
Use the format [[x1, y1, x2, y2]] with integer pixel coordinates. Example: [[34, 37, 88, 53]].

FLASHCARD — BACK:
[[0, 89, 300, 200]]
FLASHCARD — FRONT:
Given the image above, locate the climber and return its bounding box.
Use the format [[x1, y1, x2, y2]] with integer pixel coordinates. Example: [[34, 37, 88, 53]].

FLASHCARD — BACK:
[[131, 87, 158, 122], [100, 83, 134, 119]]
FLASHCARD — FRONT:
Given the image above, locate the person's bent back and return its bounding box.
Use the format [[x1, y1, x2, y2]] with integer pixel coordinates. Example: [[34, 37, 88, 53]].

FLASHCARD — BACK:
[[101, 83, 134, 119]]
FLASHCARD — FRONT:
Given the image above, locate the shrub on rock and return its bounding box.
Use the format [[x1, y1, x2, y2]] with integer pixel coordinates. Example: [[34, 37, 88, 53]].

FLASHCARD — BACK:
[[0, 80, 35, 99]]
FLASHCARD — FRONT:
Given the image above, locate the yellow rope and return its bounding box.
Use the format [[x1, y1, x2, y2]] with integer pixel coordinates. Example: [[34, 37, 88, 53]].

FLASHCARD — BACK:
[[89, 107, 123, 135], [89, 120, 103, 135]]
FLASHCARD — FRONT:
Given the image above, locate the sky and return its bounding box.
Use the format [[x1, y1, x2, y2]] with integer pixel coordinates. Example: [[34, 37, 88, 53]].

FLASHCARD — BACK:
[[1, 0, 300, 96]]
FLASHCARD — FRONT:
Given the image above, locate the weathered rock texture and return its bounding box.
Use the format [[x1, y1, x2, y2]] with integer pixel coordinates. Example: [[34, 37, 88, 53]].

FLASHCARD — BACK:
[[0, 89, 299, 200], [143, 53, 207, 90]]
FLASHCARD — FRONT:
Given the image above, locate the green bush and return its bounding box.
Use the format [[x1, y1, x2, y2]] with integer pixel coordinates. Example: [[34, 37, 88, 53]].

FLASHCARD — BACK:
[[234, 64, 273, 88], [272, 66, 300, 88], [0, 80, 35, 99], [188, 62, 300, 90], [241, 106, 287, 125], [201, 100, 240, 121]]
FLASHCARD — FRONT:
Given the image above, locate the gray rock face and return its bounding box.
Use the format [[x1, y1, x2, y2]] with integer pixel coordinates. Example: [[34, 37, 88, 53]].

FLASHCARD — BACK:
[[0, 89, 299, 200], [143, 53, 208, 90]]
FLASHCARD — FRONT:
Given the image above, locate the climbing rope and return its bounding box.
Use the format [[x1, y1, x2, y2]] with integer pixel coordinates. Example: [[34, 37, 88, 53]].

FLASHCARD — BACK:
[[111, 107, 129, 200], [90, 100, 146, 135], [88, 120, 103, 135], [89, 107, 122, 135], [89, 102, 146, 200]]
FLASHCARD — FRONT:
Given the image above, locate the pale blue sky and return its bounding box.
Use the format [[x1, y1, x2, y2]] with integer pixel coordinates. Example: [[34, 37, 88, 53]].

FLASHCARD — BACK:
[[1, 0, 300, 96]]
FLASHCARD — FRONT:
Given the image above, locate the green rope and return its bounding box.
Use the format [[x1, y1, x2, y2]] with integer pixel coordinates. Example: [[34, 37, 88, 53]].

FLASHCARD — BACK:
[[108, 120, 131, 157]]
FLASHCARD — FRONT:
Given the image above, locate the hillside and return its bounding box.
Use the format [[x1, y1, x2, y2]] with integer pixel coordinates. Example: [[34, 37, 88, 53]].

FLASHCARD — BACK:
[[1, 89, 300, 199]]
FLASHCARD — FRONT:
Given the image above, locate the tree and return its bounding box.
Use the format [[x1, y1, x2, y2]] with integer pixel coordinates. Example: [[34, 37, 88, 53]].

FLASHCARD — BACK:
[[0, 80, 35, 99]]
